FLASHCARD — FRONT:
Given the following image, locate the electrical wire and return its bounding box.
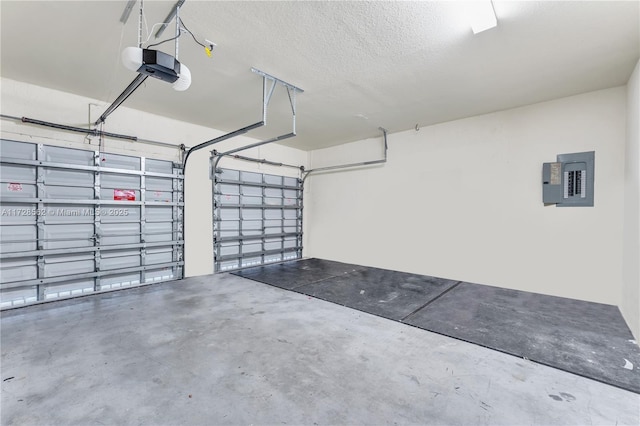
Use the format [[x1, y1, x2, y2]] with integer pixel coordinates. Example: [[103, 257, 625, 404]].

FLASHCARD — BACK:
[[146, 32, 181, 49], [142, 21, 175, 45], [179, 17, 207, 49], [143, 18, 213, 53]]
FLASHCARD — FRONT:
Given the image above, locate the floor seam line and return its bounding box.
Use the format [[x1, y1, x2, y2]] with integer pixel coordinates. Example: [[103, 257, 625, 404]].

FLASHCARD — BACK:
[[400, 281, 463, 322]]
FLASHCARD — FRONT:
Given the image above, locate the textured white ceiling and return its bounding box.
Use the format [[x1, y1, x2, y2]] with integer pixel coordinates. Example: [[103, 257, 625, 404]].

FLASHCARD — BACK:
[[1, 1, 639, 150]]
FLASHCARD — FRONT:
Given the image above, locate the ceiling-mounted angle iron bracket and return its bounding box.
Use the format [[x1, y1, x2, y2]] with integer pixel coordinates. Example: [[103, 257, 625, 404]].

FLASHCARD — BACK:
[[186, 67, 304, 171], [251, 67, 304, 131]]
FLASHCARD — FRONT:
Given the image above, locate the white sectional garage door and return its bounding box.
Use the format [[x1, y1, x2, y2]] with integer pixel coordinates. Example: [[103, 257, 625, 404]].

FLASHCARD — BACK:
[[213, 168, 303, 272], [0, 139, 184, 308]]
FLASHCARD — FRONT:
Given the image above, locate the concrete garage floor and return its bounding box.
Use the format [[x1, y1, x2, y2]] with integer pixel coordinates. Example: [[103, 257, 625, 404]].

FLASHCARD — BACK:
[[1, 274, 639, 425]]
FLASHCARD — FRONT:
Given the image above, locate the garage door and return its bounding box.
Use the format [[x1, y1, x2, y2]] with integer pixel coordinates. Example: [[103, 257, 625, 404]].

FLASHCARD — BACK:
[[0, 139, 184, 308], [213, 168, 303, 272]]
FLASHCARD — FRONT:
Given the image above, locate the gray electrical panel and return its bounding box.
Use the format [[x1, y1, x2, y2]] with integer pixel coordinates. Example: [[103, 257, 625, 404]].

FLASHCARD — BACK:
[[542, 151, 594, 207]]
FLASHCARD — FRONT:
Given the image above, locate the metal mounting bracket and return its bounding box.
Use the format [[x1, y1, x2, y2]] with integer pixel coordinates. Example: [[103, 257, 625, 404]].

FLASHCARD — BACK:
[[197, 68, 303, 171], [302, 127, 388, 185], [252, 67, 304, 132]]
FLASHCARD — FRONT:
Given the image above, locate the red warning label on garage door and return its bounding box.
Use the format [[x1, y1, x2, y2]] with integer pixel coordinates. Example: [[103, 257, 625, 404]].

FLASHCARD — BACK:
[[114, 189, 136, 201], [7, 183, 23, 192]]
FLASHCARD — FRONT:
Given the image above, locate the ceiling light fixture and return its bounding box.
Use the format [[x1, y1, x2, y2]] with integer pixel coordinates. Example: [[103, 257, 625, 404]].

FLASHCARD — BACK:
[[467, 1, 497, 34]]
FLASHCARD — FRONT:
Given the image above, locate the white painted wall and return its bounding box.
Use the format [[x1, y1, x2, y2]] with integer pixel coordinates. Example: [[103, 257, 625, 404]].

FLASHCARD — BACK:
[[0, 78, 308, 278], [306, 87, 627, 306], [623, 60, 640, 340]]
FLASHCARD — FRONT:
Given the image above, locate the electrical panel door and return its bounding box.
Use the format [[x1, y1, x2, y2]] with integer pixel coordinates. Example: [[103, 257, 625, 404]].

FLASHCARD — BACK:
[[542, 151, 594, 207]]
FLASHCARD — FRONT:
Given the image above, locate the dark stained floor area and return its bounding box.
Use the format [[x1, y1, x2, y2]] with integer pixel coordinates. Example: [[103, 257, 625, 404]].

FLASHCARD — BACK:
[[235, 258, 640, 393]]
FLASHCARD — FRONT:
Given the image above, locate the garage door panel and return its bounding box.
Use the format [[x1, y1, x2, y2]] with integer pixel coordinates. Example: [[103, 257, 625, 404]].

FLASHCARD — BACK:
[[43, 184, 94, 200], [242, 186, 262, 197], [146, 247, 173, 265], [218, 259, 239, 271], [241, 171, 261, 183], [241, 255, 262, 268], [0, 140, 36, 160], [0, 258, 38, 282], [148, 190, 173, 203], [242, 221, 263, 235], [146, 176, 173, 192], [44, 279, 94, 300], [45, 169, 94, 187], [146, 159, 173, 174], [43, 204, 95, 224], [101, 272, 141, 289], [101, 222, 140, 245], [216, 183, 240, 195], [43, 224, 94, 249], [216, 193, 239, 205], [44, 258, 94, 278], [264, 188, 281, 198], [145, 206, 171, 222], [265, 209, 283, 220], [0, 225, 37, 252], [0, 287, 38, 308], [101, 173, 140, 190], [219, 169, 240, 181], [264, 197, 282, 206], [241, 195, 262, 205], [100, 257, 141, 271], [283, 177, 298, 186], [1, 164, 36, 182], [283, 189, 297, 199], [264, 175, 282, 185], [264, 238, 282, 251], [99, 153, 140, 171], [45, 146, 94, 166], [0, 203, 37, 225], [243, 209, 263, 220], [219, 208, 240, 221], [220, 242, 239, 257], [145, 267, 176, 283], [146, 222, 172, 242], [263, 219, 280, 229], [242, 241, 263, 253], [1, 182, 36, 198], [100, 206, 141, 223], [283, 237, 298, 249], [0, 139, 184, 309], [264, 253, 283, 263], [213, 167, 302, 272]]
